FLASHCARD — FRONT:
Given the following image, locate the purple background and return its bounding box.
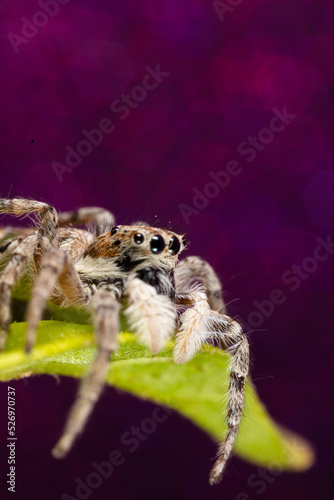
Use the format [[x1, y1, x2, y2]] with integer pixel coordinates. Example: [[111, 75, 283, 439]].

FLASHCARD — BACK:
[[0, 0, 334, 499]]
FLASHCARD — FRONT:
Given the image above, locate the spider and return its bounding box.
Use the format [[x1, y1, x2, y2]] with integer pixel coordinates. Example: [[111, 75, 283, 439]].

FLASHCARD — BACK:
[[0, 197, 249, 485]]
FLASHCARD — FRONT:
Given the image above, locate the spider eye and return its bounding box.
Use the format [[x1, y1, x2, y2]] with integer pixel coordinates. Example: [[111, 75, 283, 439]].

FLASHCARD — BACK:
[[134, 233, 144, 244], [150, 234, 165, 254], [110, 226, 119, 236], [169, 236, 181, 255]]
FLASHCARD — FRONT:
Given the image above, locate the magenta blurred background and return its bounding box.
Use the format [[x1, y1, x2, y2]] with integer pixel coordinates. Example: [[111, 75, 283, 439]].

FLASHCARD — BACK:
[[0, 0, 334, 499]]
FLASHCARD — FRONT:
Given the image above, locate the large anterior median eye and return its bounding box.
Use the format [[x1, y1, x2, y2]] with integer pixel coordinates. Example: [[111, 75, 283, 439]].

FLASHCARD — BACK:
[[150, 234, 165, 254], [169, 236, 181, 255]]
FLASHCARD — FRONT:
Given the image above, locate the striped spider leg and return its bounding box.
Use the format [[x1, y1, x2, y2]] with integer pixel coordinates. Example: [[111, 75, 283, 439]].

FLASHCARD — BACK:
[[174, 286, 249, 484]]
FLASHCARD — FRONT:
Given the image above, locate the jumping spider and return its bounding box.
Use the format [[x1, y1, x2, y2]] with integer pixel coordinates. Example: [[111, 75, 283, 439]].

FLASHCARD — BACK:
[[0, 198, 249, 485]]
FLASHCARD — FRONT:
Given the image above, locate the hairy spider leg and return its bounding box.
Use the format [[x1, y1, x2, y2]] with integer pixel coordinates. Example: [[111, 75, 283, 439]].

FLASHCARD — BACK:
[[174, 288, 249, 484], [25, 249, 92, 352], [52, 289, 120, 458], [59, 207, 115, 236], [0, 234, 38, 350], [175, 256, 226, 313]]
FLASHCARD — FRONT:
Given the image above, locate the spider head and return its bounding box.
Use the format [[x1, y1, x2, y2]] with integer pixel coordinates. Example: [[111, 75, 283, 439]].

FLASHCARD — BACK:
[[108, 225, 186, 272]]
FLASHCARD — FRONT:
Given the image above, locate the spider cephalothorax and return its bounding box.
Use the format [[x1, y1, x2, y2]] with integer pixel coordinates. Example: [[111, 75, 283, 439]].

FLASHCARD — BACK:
[[0, 198, 249, 485], [76, 224, 186, 301]]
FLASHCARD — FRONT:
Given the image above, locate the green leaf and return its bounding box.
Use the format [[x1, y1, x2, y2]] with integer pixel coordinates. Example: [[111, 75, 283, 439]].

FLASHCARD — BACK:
[[0, 321, 314, 471]]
